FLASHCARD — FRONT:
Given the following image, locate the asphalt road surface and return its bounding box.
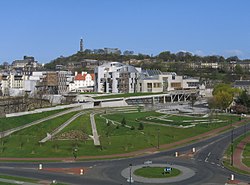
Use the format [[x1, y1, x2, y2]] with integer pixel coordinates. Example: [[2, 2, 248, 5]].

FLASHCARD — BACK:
[[0, 122, 249, 185]]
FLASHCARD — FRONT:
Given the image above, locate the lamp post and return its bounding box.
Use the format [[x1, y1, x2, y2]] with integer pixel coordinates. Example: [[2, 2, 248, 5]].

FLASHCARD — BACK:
[[129, 163, 132, 185], [231, 128, 234, 166], [73, 148, 78, 160], [157, 128, 160, 149]]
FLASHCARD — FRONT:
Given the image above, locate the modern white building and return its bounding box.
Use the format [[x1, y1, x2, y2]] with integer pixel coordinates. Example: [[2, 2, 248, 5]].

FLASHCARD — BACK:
[[94, 62, 141, 93], [0, 72, 29, 96], [138, 72, 200, 93]]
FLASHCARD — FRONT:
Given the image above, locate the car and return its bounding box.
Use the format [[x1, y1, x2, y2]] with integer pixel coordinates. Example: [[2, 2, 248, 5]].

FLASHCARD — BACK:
[[144, 160, 152, 166]]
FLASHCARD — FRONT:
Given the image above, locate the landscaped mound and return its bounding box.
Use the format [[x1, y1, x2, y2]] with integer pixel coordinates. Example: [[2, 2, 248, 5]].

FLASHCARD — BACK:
[[55, 130, 89, 141]]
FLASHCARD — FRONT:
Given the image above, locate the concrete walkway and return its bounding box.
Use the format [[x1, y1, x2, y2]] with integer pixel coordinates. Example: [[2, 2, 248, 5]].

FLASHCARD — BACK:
[[233, 135, 250, 172], [0, 106, 82, 139], [0, 177, 40, 185], [121, 163, 195, 183], [39, 111, 86, 143], [90, 113, 100, 146]]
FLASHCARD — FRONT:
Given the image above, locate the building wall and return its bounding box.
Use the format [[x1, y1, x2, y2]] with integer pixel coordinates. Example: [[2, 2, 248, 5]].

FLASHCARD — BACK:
[[69, 72, 94, 92], [94, 62, 140, 93]]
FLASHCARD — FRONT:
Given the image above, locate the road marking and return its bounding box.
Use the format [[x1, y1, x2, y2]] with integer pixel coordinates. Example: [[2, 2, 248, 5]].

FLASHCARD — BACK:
[[211, 162, 215, 165], [208, 152, 211, 157], [217, 164, 220, 167], [205, 157, 208, 162]]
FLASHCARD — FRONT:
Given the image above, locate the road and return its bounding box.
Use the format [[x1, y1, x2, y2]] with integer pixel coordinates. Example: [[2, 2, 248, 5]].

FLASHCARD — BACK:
[[0, 122, 249, 185]]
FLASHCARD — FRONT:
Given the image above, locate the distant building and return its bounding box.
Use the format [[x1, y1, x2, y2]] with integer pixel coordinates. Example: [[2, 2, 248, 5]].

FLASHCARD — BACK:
[[104, 48, 121, 55], [234, 80, 250, 94], [94, 62, 141, 93], [69, 72, 95, 92], [58, 71, 72, 95], [123, 50, 134, 56], [12, 56, 40, 75], [0, 72, 29, 96], [138, 72, 200, 93]]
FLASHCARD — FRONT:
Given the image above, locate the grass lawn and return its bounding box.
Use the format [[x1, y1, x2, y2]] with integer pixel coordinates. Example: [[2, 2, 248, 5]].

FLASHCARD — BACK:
[[0, 111, 81, 158], [0, 109, 243, 158], [223, 130, 250, 175], [93, 111, 240, 155], [242, 137, 250, 167], [93, 92, 164, 99], [134, 167, 181, 178], [0, 174, 38, 183], [0, 109, 68, 132], [139, 113, 239, 126], [0, 174, 69, 185]]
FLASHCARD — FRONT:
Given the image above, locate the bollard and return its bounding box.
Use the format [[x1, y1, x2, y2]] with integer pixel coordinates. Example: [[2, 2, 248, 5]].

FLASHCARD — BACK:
[[80, 169, 84, 175], [192, 147, 196, 153], [175, 152, 178, 157], [231, 174, 234, 181], [39, 164, 42, 170], [52, 180, 57, 184]]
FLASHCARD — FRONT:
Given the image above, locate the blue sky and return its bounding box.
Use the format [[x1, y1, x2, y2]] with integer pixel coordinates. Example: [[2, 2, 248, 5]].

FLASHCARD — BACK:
[[0, 0, 250, 64]]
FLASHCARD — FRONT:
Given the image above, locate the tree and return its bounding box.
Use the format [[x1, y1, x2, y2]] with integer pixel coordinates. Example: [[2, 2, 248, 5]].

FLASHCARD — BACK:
[[214, 91, 233, 110], [121, 117, 126, 127], [190, 94, 197, 109], [232, 104, 248, 114], [138, 123, 144, 130], [211, 83, 240, 111], [235, 64, 244, 75], [237, 90, 249, 107]]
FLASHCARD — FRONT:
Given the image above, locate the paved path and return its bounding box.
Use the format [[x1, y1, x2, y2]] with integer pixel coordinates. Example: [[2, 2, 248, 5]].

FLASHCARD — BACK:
[[39, 111, 86, 143], [90, 113, 100, 146], [0, 177, 40, 185], [0, 106, 82, 139], [233, 134, 250, 172], [121, 163, 195, 183]]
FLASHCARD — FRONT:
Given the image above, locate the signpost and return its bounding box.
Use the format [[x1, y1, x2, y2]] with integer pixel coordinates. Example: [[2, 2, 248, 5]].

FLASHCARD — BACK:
[[164, 167, 172, 174]]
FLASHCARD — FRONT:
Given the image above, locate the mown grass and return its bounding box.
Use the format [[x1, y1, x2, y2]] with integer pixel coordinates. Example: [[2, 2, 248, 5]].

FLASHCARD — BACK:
[[0, 174, 38, 183], [0, 111, 81, 158], [138, 113, 239, 126], [0, 110, 243, 158], [134, 167, 181, 178], [223, 130, 250, 175], [0, 109, 68, 131], [242, 136, 250, 167]]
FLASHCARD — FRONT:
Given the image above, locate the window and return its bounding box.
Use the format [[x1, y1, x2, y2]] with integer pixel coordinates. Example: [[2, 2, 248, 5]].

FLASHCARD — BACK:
[[153, 83, 161, 88]]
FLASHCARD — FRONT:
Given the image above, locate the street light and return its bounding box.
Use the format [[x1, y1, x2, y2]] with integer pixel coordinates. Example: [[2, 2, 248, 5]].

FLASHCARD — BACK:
[[73, 148, 78, 160], [157, 128, 160, 149], [129, 163, 132, 185], [231, 128, 234, 166]]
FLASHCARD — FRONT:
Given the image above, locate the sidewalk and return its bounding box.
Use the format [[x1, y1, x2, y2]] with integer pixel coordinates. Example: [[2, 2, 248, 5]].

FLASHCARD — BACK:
[[233, 135, 250, 172], [0, 118, 248, 161]]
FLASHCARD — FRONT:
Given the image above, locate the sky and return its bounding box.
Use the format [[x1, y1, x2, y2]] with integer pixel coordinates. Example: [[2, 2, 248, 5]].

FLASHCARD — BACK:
[[0, 0, 250, 64]]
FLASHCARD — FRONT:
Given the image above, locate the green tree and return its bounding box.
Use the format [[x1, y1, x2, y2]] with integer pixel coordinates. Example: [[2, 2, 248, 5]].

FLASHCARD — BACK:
[[138, 123, 144, 130], [212, 83, 240, 110], [214, 91, 233, 110], [121, 117, 126, 127]]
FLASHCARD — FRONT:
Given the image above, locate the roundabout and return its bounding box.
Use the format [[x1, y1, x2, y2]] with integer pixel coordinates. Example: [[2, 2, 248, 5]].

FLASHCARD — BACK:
[[121, 163, 195, 184]]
